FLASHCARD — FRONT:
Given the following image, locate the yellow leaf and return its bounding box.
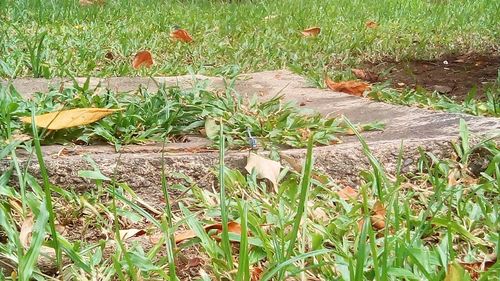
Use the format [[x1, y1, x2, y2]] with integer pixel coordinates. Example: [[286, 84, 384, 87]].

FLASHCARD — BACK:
[[445, 262, 471, 281], [20, 108, 122, 130]]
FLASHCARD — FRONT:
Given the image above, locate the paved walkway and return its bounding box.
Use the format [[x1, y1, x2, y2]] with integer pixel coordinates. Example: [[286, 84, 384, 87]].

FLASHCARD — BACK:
[[2, 71, 499, 203]]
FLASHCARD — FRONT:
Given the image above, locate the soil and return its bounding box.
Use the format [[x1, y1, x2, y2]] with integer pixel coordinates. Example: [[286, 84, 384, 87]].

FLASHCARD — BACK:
[[364, 53, 500, 100]]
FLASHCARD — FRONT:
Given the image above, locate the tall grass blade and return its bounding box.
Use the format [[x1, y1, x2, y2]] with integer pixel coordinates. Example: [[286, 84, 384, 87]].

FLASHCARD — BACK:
[[30, 105, 61, 269], [218, 120, 233, 268], [261, 249, 332, 281], [19, 199, 48, 281], [160, 141, 178, 280], [236, 201, 250, 281], [286, 135, 314, 259]]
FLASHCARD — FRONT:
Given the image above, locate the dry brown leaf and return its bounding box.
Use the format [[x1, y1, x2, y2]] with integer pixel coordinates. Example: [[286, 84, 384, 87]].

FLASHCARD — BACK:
[[448, 169, 460, 186], [312, 207, 329, 223], [301, 27, 321, 37], [370, 201, 386, 230], [20, 216, 34, 248], [132, 50, 154, 69], [357, 218, 365, 232], [325, 76, 370, 97], [170, 29, 193, 43], [460, 256, 497, 280], [186, 257, 203, 268], [20, 108, 122, 130], [174, 221, 242, 244], [104, 51, 114, 60], [119, 228, 146, 241], [365, 20, 378, 29], [351, 68, 379, 83], [251, 266, 264, 281], [245, 153, 281, 192], [337, 186, 359, 200]]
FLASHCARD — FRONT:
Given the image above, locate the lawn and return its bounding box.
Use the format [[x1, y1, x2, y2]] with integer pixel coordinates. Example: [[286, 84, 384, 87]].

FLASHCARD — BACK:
[[1, 0, 499, 116], [1, 0, 498, 79], [0, 0, 499, 280]]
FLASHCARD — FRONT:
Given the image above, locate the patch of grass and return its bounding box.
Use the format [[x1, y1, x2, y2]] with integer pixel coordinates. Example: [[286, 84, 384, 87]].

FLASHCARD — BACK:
[[368, 81, 500, 117], [0, 118, 498, 280], [0, 80, 381, 149], [0, 0, 498, 79]]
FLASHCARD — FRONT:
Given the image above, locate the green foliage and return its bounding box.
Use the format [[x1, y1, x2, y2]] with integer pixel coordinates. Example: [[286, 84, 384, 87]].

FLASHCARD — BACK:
[[0, 0, 498, 78], [369, 83, 500, 117], [0, 81, 367, 149]]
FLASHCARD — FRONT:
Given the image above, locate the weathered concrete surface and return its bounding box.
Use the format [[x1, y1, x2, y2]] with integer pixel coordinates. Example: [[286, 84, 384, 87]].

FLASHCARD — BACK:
[[2, 70, 499, 204]]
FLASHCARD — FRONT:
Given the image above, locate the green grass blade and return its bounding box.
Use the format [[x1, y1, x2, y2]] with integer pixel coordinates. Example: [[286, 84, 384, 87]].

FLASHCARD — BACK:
[[236, 201, 250, 281], [286, 135, 314, 259], [218, 119, 233, 268], [30, 105, 61, 269], [18, 199, 48, 281], [260, 249, 332, 281], [160, 141, 178, 280]]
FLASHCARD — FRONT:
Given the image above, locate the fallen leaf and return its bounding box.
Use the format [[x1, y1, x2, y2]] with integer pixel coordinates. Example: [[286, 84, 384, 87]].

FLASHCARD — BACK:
[[245, 153, 281, 191], [325, 76, 370, 97], [357, 219, 365, 232], [337, 186, 359, 200], [445, 262, 471, 281], [19, 216, 56, 258], [20, 216, 34, 248], [280, 152, 325, 182], [301, 27, 321, 37], [20, 108, 122, 130], [119, 228, 146, 241], [460, 256, 497, 280], [186, 257, 203, 268], [251, 266, 264, 281], [351, 68, 379, 83], [365, 20, 378, 29], [370, 201, 386, 230], [104, 51, 114, 60], [132, 50, 154, 69], [170, 28, 193, 43], [204, 118, 219, 140], [174, 221, 242, 244], [312, 207, 329, 223], [10, 133, 32, 142], [448, 169, 459, 186]]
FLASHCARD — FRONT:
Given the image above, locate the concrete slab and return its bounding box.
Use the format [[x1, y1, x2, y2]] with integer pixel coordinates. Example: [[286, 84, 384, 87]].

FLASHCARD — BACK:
[[2, 70, 499, 205]]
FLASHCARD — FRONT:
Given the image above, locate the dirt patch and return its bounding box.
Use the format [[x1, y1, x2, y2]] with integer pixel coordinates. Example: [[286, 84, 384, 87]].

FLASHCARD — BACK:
[[365, 53, 500, 100]]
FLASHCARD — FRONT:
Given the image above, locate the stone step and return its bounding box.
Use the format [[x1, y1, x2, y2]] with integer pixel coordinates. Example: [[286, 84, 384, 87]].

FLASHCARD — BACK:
[[2, 70, 499, 205]]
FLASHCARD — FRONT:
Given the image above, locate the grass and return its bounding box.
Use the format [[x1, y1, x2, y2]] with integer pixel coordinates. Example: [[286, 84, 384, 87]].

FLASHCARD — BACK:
[[368, 81, 500, 117], [0, 80, 382, 149], [0, 0, 499, 279], [1, 0, 499, 117], [0, 0, 498, 80], [0, 115, 499, 280]]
